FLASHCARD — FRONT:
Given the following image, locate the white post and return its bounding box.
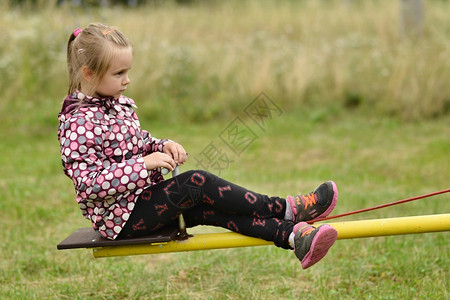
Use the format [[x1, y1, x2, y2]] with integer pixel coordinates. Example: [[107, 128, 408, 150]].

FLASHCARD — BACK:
[[399, 0, 425, 37]]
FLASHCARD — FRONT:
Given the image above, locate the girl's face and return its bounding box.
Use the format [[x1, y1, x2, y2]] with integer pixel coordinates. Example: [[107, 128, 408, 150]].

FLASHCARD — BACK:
[[94, 47, 133, 99]]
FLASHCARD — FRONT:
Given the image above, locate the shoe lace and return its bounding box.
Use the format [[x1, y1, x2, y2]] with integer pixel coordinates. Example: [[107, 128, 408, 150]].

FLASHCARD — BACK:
[[298, 224, 315, 237], [301, 193, 317, 209]]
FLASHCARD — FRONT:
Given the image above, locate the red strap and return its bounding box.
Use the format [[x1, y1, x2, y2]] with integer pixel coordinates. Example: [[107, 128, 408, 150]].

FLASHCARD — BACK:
[[308, 188, 450, 224]]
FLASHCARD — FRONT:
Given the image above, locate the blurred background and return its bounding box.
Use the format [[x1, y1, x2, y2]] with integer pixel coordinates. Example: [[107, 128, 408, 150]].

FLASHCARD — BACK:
[[0, 1, 448, 299], [1, 0, 449, 124]]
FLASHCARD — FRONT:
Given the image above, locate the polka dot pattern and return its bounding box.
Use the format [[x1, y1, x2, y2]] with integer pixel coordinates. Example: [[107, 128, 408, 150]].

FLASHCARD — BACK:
[[58, 91, 168, 240]]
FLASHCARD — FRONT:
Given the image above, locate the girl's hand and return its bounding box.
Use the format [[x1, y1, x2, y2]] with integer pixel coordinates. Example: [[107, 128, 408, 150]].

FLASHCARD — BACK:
[[163, 142, 188, 165], [143, 152, 176, 171]]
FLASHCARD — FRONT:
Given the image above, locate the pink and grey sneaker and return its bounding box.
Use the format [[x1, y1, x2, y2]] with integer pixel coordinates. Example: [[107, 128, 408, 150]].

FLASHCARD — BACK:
[[293, 222, 338, 269], [286, 181, 338, 222]]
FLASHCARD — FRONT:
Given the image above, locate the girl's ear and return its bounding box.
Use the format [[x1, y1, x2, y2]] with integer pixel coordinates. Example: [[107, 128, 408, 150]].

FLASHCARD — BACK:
[[82, 66, 95, 82]]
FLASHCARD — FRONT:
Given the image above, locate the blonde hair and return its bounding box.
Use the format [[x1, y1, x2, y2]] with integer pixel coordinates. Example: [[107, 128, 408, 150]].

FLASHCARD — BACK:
[[66, 23, 131, 95]]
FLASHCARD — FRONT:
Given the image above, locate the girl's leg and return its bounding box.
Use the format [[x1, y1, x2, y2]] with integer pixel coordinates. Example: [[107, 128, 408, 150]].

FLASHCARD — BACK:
[[183, 202, 294, 249], [161, 169, 287, 219], [118, 169, 338, 267], [118, 170, 290, 246], [165, 170, 338, 223]]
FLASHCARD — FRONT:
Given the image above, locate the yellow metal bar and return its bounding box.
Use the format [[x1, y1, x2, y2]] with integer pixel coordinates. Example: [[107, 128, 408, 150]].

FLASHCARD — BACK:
[[92, 214, 450, 258], [93, 231, 272, 258], [329, 213, 450, 239]]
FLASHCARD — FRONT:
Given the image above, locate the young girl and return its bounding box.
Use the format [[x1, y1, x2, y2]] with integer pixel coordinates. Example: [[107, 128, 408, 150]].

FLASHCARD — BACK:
[[58, 23, 339, 269]]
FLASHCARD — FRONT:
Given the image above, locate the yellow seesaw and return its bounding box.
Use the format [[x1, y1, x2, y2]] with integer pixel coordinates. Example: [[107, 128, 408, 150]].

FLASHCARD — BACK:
[[57, 213, 450, 258], [57, 167, 450, 258]]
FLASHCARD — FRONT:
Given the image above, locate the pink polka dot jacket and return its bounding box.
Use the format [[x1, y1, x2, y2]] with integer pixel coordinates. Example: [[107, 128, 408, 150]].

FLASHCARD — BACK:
[[58, 91, 168, 240]]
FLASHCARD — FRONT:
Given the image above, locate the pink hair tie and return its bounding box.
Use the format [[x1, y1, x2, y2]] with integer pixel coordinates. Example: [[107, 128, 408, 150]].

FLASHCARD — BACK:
[[73, 28, 82, 37]]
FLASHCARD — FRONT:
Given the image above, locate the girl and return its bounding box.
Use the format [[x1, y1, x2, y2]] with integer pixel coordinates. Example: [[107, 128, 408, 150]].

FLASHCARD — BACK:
[[58, 23, 339, 269]]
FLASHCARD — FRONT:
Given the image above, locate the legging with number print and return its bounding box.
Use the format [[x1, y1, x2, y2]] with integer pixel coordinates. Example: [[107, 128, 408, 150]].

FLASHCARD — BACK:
[[117, 170, 295, 249]]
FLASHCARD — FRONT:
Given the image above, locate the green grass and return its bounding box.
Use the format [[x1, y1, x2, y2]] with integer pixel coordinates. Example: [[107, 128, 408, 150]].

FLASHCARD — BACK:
[[1, 107, 449, 299], [0, 1, 449, 299]]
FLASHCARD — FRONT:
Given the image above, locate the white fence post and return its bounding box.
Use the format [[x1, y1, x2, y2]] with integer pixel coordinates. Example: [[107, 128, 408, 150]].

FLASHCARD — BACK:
[[399, 0, 425, 37]]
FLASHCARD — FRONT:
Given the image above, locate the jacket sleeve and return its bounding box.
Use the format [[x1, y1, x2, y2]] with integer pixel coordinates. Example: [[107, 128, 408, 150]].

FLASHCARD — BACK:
[[142, 129, 170, 154], [129, 108, 170, 154], [60, 116, 151, 202]]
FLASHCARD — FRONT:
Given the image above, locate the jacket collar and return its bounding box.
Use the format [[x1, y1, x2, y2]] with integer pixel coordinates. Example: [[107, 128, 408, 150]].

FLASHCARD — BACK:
[[73, 90, 136, 107], [59, 90, 137, 121]]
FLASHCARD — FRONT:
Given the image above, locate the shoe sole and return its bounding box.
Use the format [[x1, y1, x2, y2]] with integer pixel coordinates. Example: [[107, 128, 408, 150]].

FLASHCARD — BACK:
[[301, 224, 338, 269], [314, 181, 338, 220]]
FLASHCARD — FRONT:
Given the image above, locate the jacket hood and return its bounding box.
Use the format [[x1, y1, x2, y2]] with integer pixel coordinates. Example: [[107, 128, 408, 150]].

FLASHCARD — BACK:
[[57, 91, 136, 138], [59, 93, 80, 118]]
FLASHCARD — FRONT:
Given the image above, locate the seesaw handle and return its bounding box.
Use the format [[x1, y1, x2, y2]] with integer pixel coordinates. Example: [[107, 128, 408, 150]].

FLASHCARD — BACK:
[[161, 166, 180, 176], [161, 166, 188, 238], [172, 166, 180, 177]]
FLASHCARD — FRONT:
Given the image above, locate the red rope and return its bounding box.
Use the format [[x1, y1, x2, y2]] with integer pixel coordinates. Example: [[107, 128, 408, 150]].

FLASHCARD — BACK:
[[308, 188, 450, 224]]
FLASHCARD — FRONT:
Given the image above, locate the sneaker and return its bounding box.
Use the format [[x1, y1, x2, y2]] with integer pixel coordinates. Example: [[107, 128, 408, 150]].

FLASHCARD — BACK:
[[286, 181, 338, 222], [293, 222, 338, 269]]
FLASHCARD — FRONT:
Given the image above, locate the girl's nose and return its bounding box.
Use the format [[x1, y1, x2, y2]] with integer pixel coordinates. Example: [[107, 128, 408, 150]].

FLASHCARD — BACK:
[[123, 75, 130, 85]]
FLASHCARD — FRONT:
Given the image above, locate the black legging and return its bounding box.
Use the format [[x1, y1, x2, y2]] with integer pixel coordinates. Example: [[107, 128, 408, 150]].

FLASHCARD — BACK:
[[118, 170, 295, 249]]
